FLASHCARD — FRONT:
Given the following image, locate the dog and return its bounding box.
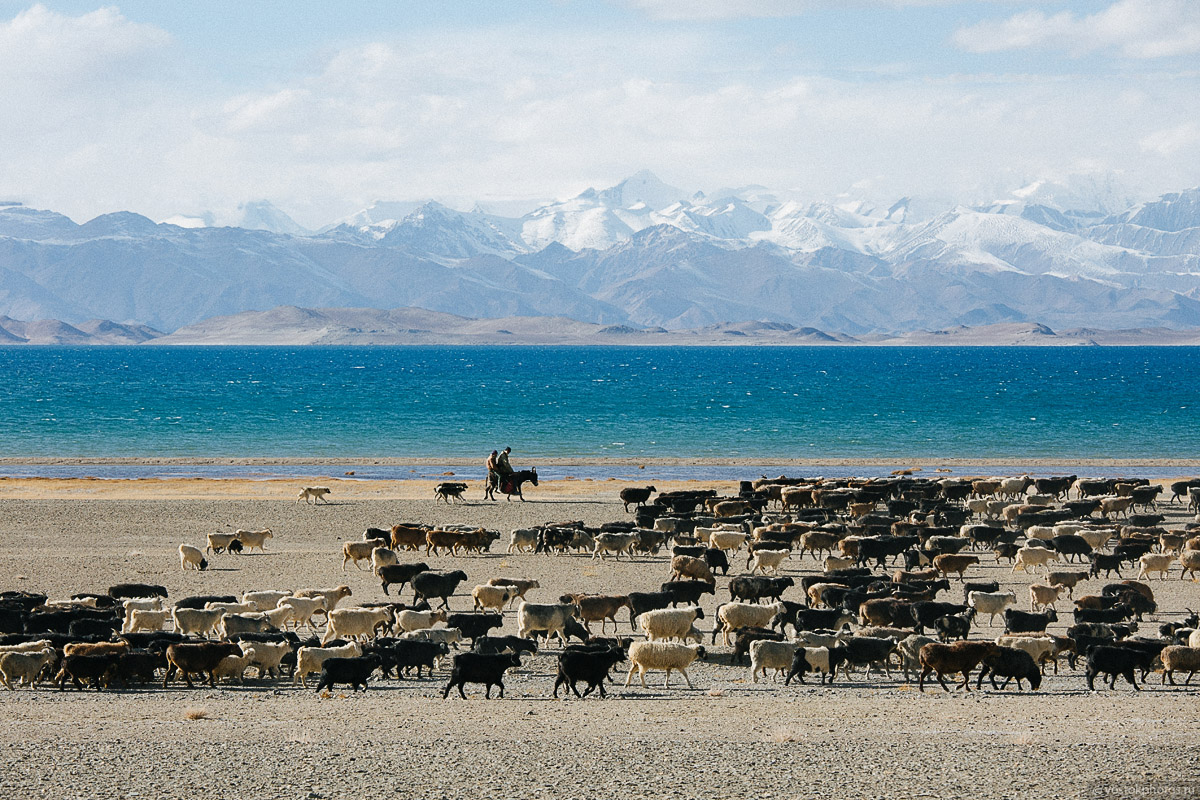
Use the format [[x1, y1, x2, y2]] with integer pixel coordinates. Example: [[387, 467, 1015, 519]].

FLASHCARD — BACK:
[[435, 482, 469, 504], [297, 487, 332, 504]]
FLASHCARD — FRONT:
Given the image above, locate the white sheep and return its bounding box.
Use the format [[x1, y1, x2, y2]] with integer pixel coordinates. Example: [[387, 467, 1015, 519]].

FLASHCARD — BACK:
[[371, 547, 399, 572], [1077, 529, 1114, 551], [212, 649, 258, 684], [262, 605, 300, 630], [294, 585, 352, 612], [239, 641, 292, 679], [171, 607, 225, 638], [472, 584, 518, 613], [1012, 546, 1061, 574], [624, 641, 705, 689], [242, 590, 292, 612], [896, 635, 938, 682], [715, 602, 785, 646], [205, 601, 258, 615], [277, 596, 327, 629], [178, 544, 208, 571], [121, 597, 163, 615], [1137, 553, 1175, 581], [123, 609, 170, 633], [220, 612, 273, 638], [749, 548, 790, 575], [235, 528, 273, 551], [400, 627, 463, 651], [0, 648, 57, 689], [637, 607, 705, 642], [508, 529, 539, 554], [749, 639, 797, 682], [823, 555, 856, 573], [396, 608, 449, 633], [996, 635, 1056, 670], [205, 532, 241, 554], [709, 530, 750, 553], [793, 630, 850, 650], [1180, 549, 1200, 580], [1025, 525, 1056, 541], [293, 642, 363, 685], [323, 606, 393, 644], [967, 590, 1017, 626]]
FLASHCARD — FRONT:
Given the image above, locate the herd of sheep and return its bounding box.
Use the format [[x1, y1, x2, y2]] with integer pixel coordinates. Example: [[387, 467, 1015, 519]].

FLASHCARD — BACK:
[[4, 473, 1200, 697]]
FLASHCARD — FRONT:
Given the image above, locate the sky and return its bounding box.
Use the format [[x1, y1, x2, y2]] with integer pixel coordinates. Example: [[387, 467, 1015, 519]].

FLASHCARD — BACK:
[[1, 0, 1199, 228]]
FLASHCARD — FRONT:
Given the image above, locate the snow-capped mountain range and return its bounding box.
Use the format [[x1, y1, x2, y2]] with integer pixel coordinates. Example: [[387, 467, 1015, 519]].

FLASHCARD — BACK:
[[1, 172, 1199, 334]]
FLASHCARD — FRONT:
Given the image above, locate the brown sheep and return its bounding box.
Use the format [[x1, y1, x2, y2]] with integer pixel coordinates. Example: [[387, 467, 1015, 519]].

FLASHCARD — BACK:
[[1046, 570, 1088, 598], [933, 554, 980, 581], [391, 524, 428, 551], [918, 640, 1000, 692], [560, 593, 631, 634], [670, 555, 715, 585]]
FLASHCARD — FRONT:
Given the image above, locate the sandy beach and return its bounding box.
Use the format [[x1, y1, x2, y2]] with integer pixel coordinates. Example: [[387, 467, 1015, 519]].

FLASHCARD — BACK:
[[2, 474, 1199, 800]]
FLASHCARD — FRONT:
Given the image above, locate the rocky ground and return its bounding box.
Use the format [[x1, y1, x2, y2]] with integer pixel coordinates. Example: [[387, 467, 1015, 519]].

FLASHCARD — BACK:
[[1, 476, 1198, 800]]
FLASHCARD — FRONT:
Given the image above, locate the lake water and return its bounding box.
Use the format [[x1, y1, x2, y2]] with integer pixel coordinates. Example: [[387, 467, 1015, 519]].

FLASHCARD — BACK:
[[0, 346, 1197, 467]]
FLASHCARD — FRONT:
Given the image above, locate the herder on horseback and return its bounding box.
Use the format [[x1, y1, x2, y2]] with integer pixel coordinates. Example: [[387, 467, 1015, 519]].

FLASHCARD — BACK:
[[484, 447, 537, 501]]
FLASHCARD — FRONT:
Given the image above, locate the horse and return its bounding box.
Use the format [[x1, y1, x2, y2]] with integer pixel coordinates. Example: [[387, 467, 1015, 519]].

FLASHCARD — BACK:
[[486, 469, 538, 502]]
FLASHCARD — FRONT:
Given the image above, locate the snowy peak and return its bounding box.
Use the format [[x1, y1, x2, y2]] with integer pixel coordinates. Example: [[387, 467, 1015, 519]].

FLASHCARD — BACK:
[[1105, 188, 1200, 233], [238, 200, 309, 236], [596, 170, 684, 212], [378, 201, 528, 259]]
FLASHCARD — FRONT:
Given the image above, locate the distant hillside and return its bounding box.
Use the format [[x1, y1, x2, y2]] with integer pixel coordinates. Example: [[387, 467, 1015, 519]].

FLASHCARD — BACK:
[[2, 175, 1200, 334]]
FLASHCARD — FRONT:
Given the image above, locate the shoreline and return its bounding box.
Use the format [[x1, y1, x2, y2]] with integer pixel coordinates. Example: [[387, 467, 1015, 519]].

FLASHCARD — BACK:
[[4, 455, 1200, 467]]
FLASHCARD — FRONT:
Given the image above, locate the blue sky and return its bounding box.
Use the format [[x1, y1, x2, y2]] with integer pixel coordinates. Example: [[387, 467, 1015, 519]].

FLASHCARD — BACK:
[[1, 1, 1198, 226]]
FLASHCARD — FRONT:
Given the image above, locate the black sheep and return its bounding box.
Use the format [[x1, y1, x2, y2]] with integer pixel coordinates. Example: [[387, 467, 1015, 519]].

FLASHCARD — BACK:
[[315, 655, 382, 693], [107, 583, 168, 600], [977, 646, 1041, 690], [377, 562, 431, 597], [627, 591, 673, 628], [660, 580, 716, 607], [1086, 645, 1145, 691], [442, 652, 521, 699], [472, 635, 538, 656], [411, 570, 468, 610], [619, 486, 657, 512], [553, 646, 626, 698], [446, 612, 503, 643]]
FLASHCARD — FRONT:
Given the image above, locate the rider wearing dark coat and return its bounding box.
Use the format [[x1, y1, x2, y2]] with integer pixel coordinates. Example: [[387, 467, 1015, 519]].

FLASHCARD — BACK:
[[495, 447, 514, 491]]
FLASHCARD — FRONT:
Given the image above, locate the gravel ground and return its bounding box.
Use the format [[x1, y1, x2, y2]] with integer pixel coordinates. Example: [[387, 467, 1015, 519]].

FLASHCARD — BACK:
[[1, 477, 1198, 800]]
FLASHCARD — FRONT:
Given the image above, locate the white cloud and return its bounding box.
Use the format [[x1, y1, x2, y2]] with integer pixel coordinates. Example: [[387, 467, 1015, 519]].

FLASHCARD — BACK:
[[0, 4, 170, 80], [625, 0, 1015, 20], [954, 0, 1200, 58], [1140, 122, 1200, 156]]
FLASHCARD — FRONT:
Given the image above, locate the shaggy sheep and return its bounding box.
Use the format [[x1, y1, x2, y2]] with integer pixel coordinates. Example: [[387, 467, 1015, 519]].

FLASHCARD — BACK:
[[323, 606, 394, 644], [241, 591, 291, 612], [0, 647, 56, 689], [624, 642, 706, 688], [395, 608, 448, 634], [1012, 546, 1061, 575], [235, 528, 273, 552], [714, 602, 785, 646], [638, 606, 705, 643], [749, 549, 790, 575], [1137, 553, 1174, 581], [472, 585, 518, 613], [293, 642, 363, 685], [171, 607, 225, 638], [487, 577, 540, 607], [1160, 645, 1200, 684], [294, 585, 353, 613]]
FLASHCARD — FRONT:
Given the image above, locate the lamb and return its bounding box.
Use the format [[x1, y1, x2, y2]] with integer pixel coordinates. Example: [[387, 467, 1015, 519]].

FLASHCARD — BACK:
[[714, 602, 784, 646], [171, 607, 225, 638], [205, 532, 242, 554], [0, 647, 57, 689], [472, 584, 518, 613], [395, 608, 449, 633], [749, 548, 790, 575], [967, 591, 1017, 626], [1137, 553, 1174, 581], [748, 639, 797, 683], [638, 606, 705, 643], [918, 640, 1000, 692], [322, 606, 393, 644], [1029, 584, 1067, 612], [1160, 645, 1200, 684], [294, 585, 353, 613], [624, 642, 706, 689], [212, 648, 258, 684], [400, 627, 463, 650], [480, 578, 537, 610], [619, 486, 657, 512], [235, 528, 273, 552], [1012, 546, 1061, 574], [342, 541, 378, 571], [178, 544, 208, 571], [293, 642, 364, 685], [508, 529, 539, 554]]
